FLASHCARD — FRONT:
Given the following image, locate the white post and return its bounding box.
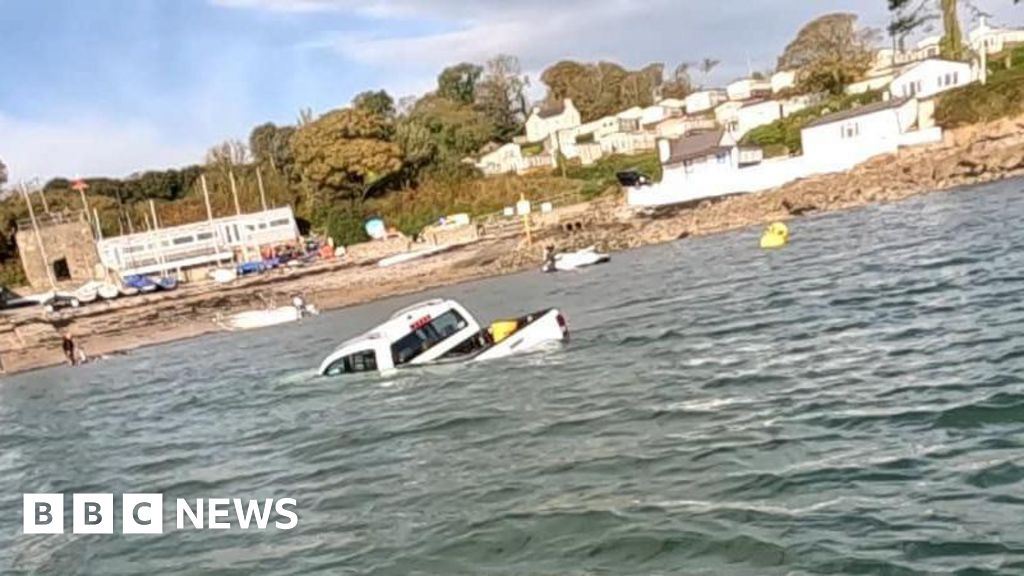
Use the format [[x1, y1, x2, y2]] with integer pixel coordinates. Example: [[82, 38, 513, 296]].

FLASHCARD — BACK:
[[38, 186, 50, 214], [256, 167, 268, 211], [981, 47, 988, 85], [229, 170, 242, 216], [20, 183, 56, 289], [201, 174, 214, 222], [93, 208, 104, 241]]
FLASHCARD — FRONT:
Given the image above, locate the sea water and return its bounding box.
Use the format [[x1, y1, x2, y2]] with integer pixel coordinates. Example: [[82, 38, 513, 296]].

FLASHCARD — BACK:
[[3, 178, 1024, 575]]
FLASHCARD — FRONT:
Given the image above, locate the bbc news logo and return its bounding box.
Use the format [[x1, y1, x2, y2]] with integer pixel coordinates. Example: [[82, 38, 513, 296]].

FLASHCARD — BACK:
[[23, 494, 298, 534]]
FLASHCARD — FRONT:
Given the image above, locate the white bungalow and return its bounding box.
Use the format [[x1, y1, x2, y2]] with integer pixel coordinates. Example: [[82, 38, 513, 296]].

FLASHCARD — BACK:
[[525, 99, 582, 143], [971, 17, 1024, 55], [726, 78, 772, 101], [845, 73, 896, 96], [685, 90, 728, 115], [801, 98, 922, 170], [658, 129, 740, 184], [476, 143, 525, 175], [771, 70, 797, 94], [652, 116, 718, 139], [476, 143, 557, 175], [889, 58, 974, 100], [658, 98, 688, 115]]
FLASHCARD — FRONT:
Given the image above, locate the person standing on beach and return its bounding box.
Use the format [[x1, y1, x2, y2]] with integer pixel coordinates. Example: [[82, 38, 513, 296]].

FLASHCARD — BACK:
[[62, 333, 77, 366]]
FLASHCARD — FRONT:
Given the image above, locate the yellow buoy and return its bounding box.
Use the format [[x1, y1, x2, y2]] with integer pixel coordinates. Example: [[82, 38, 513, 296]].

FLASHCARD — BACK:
[[760, 222, 789, 249]]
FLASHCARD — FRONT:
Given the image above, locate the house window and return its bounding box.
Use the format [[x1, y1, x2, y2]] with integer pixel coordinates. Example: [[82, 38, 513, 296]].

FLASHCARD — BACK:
[[716, 152, 729, 164], [52, 258, 71, 281], [952, 71, 959, 85], [683, 159, 694, 174], [840, 122, 860, 139]]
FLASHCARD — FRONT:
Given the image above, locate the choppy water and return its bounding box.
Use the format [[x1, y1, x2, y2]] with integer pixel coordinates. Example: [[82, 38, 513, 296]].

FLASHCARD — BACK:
[[4, 179, 1024, 575]]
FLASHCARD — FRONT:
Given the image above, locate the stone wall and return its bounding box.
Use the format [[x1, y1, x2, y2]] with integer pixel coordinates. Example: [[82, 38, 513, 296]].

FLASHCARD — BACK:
[[16, 220, 99, 290], [421, 224, 481, 246], [345, 236, 412, 263]]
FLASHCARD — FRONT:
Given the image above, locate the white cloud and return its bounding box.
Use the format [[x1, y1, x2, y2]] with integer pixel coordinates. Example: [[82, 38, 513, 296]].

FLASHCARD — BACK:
[[0, 114, 205, 184]]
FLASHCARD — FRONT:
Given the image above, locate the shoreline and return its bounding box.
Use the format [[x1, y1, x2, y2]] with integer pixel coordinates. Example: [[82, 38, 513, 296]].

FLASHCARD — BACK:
[[3, 114, 1024, 376]]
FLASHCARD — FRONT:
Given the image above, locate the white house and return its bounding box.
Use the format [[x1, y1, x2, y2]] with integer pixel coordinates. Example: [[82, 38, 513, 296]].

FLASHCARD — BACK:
[[889, 58, 974, 100], [970, 16, 1024, 55], [685, 90, 728, 114], [846, 73, 896, 96], [653, 116, 718, 139], [476, 143, 557, 175], [476, 143, 524, 175], [734, 100, 784, 139], [727, 78, 772, 101], [658, 98, 688, 115], [628, 97, 943, 208], [97, 207, 299, 279], [801, 98, 922, 169], [658, 129, 740, 183], [640, 104, 675, 127], [771, 70, 797, 94], [714, 101, 744, 128], [599, 131, 656, 156], [525, 99, 582, 143]]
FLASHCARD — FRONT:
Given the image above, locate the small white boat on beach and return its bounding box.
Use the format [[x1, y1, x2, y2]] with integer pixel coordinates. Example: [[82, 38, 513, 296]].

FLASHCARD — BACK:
[[215, 304, 318, 331], [77, 280, 119, 301], [377, 245, 449, 268], [318, 298, 568, 376], [74, 285, 98, 304], [210, 268, 238, 284], [98, 283, 119, 300], [542, 246, 611, 273]]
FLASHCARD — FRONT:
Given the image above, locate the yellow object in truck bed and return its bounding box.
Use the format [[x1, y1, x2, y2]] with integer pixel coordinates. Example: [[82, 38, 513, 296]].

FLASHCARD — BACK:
[[489, 320, 519, 343]]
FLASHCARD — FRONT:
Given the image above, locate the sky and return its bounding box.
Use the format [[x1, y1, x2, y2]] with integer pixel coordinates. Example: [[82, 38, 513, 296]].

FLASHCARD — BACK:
[[0, 0, 1021, 183]]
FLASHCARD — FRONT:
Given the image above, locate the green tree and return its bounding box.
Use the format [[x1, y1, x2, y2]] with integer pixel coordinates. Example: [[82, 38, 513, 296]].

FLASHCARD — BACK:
[[540, 60, 660, 122], [661, 63, 694, 99], [290, 108, 403, 205], [778, 13, 877, 95], [475, 54, 530, 142], [437, 63, 483, 105], [407, 95, 494, 163], [352, 89, 396, 119]]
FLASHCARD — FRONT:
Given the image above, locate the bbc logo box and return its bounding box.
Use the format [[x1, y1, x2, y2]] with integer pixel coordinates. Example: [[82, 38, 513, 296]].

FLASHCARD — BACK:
[[24, 494, 163, 535]]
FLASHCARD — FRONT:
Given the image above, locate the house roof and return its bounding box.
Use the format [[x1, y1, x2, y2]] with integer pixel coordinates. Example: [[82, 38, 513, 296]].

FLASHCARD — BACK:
[[534, 100, 566, 119], [663, 129, 728, 165], [803, 98, 909, 129]]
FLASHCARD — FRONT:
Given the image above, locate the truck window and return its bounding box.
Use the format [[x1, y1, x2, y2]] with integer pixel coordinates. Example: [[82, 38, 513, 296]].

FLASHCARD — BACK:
[[323, 349, 378, 376], [391, 309, 468, 365]]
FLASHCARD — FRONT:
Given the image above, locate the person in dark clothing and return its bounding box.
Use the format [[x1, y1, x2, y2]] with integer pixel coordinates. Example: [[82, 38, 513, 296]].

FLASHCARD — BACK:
[[62, 333, 77, 366]]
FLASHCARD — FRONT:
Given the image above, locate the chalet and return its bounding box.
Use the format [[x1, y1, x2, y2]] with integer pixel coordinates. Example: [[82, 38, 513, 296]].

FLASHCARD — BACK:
[[800, 98, 920, 169], [685, 90, 728, 114], [726, 78, 772, 101], [525, 99, 581, 143], [971, 16, 1024, 55], [889, 58, 974, 100]]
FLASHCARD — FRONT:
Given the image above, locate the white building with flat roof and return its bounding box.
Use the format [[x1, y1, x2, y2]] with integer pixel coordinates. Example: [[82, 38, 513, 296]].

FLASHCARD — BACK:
[[97, 206, 300, 278]]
